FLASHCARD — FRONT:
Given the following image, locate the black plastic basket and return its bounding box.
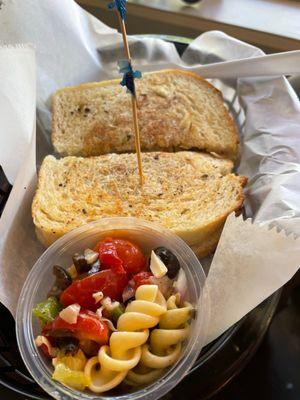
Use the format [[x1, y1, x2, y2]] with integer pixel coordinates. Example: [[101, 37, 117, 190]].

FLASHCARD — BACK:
[[0, 36, 281, 400]]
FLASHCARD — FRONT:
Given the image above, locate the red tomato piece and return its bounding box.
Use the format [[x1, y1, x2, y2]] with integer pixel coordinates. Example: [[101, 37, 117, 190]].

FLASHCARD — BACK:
[[49, 311, 109, 345], [95, 237, 146, 276], [37, 343, 52, 359], [36, 326, 57, 358], [133, 271, 153, 289], [98, 242, 126, 274], [60, 269, 128, 310]]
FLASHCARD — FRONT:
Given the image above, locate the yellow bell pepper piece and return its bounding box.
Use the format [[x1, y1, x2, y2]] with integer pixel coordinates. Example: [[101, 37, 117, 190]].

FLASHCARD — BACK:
[[52, 363, 90, 391], [53, 349, 87, 371]]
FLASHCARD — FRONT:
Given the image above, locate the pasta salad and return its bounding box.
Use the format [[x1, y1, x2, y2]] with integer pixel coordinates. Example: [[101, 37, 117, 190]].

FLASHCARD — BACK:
[[33, 237, 194, 394]]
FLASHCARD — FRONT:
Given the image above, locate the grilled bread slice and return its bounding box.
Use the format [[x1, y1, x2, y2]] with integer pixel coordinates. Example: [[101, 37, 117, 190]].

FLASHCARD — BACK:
[[52, 69, 239, 160], [32, 152, 246, 256]]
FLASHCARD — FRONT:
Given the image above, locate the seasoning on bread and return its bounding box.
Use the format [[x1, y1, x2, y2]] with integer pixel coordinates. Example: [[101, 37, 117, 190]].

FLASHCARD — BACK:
[[32, 152, 246, 256], [52, 70, 239, 160]]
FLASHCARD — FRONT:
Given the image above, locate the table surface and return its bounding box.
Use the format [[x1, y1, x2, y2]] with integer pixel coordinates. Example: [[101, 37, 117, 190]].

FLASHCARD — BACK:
[[78, 0, 300, 51], [127, 0, 300, 40]]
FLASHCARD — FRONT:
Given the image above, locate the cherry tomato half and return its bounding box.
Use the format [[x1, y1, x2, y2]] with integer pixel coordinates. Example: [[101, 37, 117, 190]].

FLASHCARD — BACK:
[[95, 237, 146, 276], [133, 271, 153, 289], [48, 310, 109, 345], [60, 269, 128, 311]]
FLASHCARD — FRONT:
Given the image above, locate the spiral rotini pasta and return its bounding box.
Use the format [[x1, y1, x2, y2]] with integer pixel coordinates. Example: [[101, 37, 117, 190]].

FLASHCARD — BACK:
[[126, 293, 193, 385], [84, 285, 167, 393]]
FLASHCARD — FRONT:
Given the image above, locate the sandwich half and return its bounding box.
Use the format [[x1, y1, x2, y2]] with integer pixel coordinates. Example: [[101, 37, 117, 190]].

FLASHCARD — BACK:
[[52, 69, 239, 160], [32, 152, 246, 257]]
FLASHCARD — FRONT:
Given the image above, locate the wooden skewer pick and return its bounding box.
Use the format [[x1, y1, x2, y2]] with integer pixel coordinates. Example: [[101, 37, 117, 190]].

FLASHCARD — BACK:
[[108, 0, 144, 186]]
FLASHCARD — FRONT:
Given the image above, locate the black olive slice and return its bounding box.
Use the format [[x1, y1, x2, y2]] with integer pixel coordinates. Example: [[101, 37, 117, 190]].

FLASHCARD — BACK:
[[154, 247, 180, 279], [55, 337, 79, 355], [48, 265, 72, 297], [72, 253, 89, 273]]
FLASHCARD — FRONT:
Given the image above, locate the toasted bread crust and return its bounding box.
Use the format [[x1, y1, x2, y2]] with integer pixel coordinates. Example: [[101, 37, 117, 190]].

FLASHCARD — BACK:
[[52, 69, 239, 160]]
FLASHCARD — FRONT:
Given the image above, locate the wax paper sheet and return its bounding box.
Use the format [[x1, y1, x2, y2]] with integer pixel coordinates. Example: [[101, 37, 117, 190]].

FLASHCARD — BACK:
[[0, 0, 299, 345]]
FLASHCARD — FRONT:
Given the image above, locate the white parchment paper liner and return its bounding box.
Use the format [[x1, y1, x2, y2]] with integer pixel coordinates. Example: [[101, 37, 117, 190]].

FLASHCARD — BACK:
[[205, 213, 300, 344], [0, 0, 299, 343]]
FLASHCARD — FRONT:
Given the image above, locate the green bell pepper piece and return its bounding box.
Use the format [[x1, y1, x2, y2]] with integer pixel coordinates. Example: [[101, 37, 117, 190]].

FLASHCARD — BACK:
[[33, 296, 62, 326]]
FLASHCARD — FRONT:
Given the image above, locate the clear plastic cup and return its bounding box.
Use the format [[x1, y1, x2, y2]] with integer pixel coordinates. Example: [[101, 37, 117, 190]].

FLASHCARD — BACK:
[[16, 217, 209, 400]]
